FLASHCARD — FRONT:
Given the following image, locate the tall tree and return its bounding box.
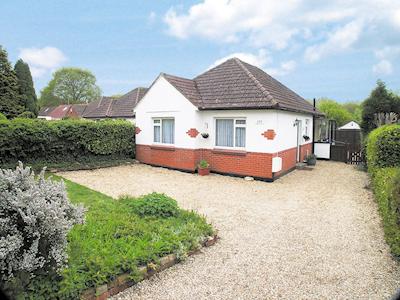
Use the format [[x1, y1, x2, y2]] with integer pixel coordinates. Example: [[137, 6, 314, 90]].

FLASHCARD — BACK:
[[0, 46, 23, 118], [361, 80, 400, 133], [39, 67, 101, 106], [317, 98, 353, 126], [14, 59, 38, 115]]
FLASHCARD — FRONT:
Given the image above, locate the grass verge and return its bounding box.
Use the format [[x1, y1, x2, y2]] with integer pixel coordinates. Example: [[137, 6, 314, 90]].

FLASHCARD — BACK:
[[18, 176, 214, 299]]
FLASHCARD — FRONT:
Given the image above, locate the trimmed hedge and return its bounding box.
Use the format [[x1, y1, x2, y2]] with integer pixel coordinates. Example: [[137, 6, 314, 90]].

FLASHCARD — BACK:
[[369, 168, 400, 258], [367, 124, 400, 258], [0, 119, 135, 166], [367, 124, 400, 168]]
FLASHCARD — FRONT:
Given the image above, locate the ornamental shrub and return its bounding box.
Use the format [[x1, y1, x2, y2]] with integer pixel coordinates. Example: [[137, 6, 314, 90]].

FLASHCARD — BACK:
[[0, 163, 85, 292], [123, 193, 180, 218], [0, 118, 135, 166], [367, 124, 400, 169], [0, 112, 7, 120]]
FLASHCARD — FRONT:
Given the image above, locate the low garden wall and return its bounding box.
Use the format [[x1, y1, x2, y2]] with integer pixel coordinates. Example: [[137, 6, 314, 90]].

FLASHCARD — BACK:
[[0, 118, 135, 169], [366, 124, 400, 258]]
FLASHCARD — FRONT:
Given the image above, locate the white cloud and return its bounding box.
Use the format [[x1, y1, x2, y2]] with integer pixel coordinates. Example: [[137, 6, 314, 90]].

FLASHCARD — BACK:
[[164, 0, 400, 61], [19, 47, 66, 78], [304, 20, 363, 62], [210, 50, 296, 76], [372, 46, 400, 75], [372, 60, 392, 75], [266, 60, 297, 76], [209, 49, 270, 69]]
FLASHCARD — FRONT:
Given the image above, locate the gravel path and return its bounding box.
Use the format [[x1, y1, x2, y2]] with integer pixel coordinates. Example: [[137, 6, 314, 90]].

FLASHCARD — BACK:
[[58, 161, 400, 299]]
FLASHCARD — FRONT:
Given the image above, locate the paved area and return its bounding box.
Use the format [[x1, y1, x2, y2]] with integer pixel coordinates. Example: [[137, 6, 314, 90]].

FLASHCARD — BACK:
[[59, 161, 400, 299]]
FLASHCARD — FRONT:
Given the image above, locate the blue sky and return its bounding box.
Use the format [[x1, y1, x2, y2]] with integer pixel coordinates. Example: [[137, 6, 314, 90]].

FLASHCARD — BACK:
[[1, 0, 400, 102]]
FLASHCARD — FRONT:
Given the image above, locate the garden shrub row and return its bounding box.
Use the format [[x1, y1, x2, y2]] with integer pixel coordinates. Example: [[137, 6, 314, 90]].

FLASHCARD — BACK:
[[367, 124, 400, 258], [0, 118, 135, 167]]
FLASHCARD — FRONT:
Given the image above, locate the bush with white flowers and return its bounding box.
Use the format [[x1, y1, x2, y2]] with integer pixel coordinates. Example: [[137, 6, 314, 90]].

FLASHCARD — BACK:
[[0, 163, 85, 282]]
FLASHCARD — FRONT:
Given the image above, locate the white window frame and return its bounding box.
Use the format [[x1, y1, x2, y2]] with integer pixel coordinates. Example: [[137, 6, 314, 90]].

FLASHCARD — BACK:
[[305, 119, 309, 136], [214, 118, 246, 149], [153, 118, 175, 145]]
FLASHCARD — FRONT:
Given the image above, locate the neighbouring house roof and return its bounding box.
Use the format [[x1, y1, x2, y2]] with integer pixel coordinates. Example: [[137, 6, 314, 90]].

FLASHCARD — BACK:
[[338, 121, 361, 130], [71, 104, 88, 117], [38, 106, 57, 117], [109, 87, 148, 118], [38, 105, 78, 119], [83, 87, 148, 119], [160, 58, 322, 115]]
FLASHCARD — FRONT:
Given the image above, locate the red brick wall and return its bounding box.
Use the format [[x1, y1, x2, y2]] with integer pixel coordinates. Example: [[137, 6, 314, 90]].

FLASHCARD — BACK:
[[201, 149, 273, 179], [136, 145, 198, 171], [136, 142, 313, 180]]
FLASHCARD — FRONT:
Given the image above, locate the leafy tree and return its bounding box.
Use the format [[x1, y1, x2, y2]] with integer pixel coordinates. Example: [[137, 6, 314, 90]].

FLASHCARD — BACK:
[[39, 67, 101, 106], [0, 46, 23, 118], [361, 80, 400, 133], [342, 101, 362, 123], [317, 98, 353, 126], [14, 59, 38, 115]]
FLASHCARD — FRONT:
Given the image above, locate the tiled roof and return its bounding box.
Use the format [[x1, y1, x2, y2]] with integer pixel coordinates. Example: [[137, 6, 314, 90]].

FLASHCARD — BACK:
[[162, 58, 321, 115], [38, 106, 57, 117], [71, 104, 87, 117], [83, 87, 148, 119], [83, 97, 114, 118], [48, 105, 75, 119], [109, 87, 148, 117]]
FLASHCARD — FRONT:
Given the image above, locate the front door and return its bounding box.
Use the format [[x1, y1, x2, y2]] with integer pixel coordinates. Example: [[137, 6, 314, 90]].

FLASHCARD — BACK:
[[296, 120, 302, 162]]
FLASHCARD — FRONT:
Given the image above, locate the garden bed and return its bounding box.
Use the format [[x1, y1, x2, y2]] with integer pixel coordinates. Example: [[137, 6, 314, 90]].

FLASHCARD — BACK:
[[6, 176, 215, 299]]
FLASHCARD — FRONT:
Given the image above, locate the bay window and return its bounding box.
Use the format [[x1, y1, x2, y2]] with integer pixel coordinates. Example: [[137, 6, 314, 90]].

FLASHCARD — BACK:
[[215, 118, 246, 148], [153, 118, 174, 144]]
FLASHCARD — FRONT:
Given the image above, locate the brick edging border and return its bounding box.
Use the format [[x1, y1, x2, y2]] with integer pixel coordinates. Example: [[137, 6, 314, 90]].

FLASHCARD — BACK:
[[80, 234, 219, 300]]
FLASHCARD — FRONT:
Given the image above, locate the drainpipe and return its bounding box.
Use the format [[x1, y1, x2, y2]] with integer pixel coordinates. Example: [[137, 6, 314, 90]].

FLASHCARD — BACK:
[[312, 98, 316, 154]]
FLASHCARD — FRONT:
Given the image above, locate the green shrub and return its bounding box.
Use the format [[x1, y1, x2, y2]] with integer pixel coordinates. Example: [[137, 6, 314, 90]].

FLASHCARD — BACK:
[[123, 193, 180, 218], [370, 168, 400, 258], [16, 111, 36, 119], [0, 112, 7, 120], [367, 124, 400, 169], [0, 118, 135, 166]]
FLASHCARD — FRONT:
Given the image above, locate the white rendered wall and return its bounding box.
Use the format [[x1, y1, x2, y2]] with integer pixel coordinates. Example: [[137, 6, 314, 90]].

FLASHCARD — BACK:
[[194, 109, 313, 153], [134, 76, 199, 149]]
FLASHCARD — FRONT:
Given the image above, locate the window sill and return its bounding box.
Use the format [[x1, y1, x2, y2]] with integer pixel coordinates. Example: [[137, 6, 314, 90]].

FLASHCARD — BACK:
[[211, 148, 247, 156], [150, 145, 175, 151]]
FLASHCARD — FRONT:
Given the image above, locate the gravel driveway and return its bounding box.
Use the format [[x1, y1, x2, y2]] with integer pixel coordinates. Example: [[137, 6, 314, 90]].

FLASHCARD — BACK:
[[58, 161, 400, 299]]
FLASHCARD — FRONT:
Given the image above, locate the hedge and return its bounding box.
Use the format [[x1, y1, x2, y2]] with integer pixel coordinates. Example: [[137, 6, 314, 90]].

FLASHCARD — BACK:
[[367, 124, 400, 258], [369, 168, 400, 258], [367, 124, 400, 168], [0, 118, 135, 166]]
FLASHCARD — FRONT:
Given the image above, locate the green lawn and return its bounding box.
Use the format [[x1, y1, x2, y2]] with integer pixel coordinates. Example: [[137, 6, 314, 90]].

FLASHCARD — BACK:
[[21, 176, 214, 299]]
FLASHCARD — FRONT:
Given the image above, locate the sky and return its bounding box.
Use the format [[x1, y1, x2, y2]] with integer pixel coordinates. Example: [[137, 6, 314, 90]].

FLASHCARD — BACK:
[[1, 0, 400, 102]]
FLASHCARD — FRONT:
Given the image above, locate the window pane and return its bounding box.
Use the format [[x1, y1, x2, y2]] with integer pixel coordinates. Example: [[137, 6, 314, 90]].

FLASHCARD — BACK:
[[216, 119, 234, 147], [154, 126, 160, 142], [162, 119, 174, 144], [236, 119, 246, 125], [235, 127, 246, 147], [154, 119, 160, 124]]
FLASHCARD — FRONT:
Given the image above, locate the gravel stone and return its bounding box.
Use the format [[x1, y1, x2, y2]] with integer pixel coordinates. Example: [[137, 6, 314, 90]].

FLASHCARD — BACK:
[[58, 161, 400, 299]]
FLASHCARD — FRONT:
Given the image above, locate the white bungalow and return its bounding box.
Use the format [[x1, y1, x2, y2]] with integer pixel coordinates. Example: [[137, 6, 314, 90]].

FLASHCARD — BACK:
[[134, 58, 323, 181]]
